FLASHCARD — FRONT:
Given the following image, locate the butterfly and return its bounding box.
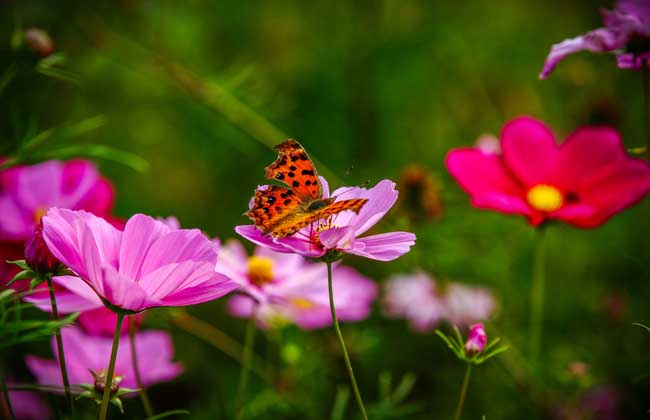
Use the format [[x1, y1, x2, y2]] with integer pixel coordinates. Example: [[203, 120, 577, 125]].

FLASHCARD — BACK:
[[246, 140, 368, 239]]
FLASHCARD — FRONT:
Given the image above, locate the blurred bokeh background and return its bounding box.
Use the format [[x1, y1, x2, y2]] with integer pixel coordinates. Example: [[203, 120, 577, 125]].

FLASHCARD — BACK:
[[1, 0, 650, 418]]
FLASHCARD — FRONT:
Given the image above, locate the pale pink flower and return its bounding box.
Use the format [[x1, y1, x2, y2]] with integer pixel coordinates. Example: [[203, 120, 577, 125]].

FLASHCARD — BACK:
[[216, 240, 377, 329], [382, 272, 446, 332], [444, 283, 498, 326]]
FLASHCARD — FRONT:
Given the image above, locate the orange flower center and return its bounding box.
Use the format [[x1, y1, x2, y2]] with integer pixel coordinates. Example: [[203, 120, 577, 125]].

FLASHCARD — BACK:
[[34, 207, 47, 223], [247, 256, 274, 286], [526, 184, 563, 212]]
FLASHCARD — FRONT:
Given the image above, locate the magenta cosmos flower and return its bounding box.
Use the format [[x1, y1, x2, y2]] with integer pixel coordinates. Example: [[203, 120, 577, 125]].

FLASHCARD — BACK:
[[0, 159, 114, 241], [540, 0, 650, 78], [38, 208, 237, 312], [0, 159, 115, 286], [446, 116, 650, 228], [236, 179, 416, 261], [26, 327, 182, 392], [216, 240, 377, 329], [8, 389, 50, 420], [382, 271, 496, 332]]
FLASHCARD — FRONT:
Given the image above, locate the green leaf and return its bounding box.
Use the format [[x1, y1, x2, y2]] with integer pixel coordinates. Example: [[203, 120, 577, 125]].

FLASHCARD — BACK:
[[633, 323, 650, 333], [6, 260, 30, 271], [391, 372, 416, 405], [8, 270, 35, 286]]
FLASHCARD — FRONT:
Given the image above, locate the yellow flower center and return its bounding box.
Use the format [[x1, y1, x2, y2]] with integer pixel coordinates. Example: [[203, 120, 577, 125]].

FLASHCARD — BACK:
[[247, 256, 274, 287], [34, 207, 47, 223], [526, 184, 563, 212], [290, 297, 315, 310]]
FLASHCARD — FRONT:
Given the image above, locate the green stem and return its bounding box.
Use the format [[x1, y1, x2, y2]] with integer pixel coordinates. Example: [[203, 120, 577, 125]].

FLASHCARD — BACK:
[[529, 229, 547, 367], [453, 365, 472, 420], [0, 375, 16, 420], [98, 312, 125, 420], [327, 261, 368, 420], [47, 277, 73, 411], [642, 62, 650, 161], [235, 309, 257, 420], [129, 316, 153, 417]]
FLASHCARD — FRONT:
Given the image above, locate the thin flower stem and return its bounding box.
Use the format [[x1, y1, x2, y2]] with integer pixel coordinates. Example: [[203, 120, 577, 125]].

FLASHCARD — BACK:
[[98, 312, 125, 420], [453, 364, 472, 420], [129, 316, 154, 417], [0, 375, 16, 420], [235, 309, 257, 420], [529, 229, 547, 367], [327, 261, 368, 420], [642, 62, 650, 161], [47, 277, 73, 411]]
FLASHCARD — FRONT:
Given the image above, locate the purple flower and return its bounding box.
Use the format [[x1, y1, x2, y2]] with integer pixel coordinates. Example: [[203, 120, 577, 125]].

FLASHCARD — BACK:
[[381, 271, 497, 332], [8, 389, 50, 420], [236, 179, 416, 261], [26, 327, 182, 392], [540, 0, 650, 78], [464, 323, 487, 355], [38, 208, 238, 312], [216, 240, 378, 329], [382, 272, 446, 332]]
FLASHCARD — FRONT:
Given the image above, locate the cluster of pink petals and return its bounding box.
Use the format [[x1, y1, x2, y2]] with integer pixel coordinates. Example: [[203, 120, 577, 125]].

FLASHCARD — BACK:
[[36, 208, 238, 312], [382, 271, 497, 332], [236, 179, 416, 261], [216, 240, 378, 330], [26, 327, 182, 392], [540, 0, 650, 78], [0, 159, 115, 286], [446, 116, 650, 228]]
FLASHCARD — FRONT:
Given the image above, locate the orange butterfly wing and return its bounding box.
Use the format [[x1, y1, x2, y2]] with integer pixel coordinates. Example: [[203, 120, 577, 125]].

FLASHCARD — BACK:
[[247, 139, 369, 238], [265, 140, 322, 200]]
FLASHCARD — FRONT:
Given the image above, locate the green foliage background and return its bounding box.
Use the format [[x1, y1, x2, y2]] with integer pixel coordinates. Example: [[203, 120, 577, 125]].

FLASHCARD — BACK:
[[1, 0, 649, 418]]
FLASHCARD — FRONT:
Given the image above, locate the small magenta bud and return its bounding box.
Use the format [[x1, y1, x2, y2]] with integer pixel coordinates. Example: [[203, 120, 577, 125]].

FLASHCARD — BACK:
[[464, 323, 487, 355], [92, 370, 122, 395], [24, 28, 54, 58], [25, 221, 59, 273]]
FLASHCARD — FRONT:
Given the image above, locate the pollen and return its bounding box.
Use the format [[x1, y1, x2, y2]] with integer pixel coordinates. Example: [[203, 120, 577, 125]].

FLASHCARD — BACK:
[[526, 184, 563, 212], [247, 256, 274, 286]]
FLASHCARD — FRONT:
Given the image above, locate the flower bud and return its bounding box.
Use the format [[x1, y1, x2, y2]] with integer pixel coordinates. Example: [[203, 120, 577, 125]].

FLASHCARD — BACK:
[[24, 221, 59, 273], [91, 370, 123, 395], [464, 323, 487, 355], [24, 28, 54, 58]]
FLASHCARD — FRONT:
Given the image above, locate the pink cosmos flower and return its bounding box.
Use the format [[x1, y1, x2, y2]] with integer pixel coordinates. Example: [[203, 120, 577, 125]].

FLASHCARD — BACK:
[[26, 327, 182, 392], [464, 323, 487, 355], [8, 390, 50, 420], [236, 179, 416, 261], [446, 116, 650, 228], [216, 240, 378, 329], [38, 208, 238, 312], [0, 160, 114, 241], [0, 159, 115, 285], [540, 0, 650, 78], [382, 271, 497, 332]]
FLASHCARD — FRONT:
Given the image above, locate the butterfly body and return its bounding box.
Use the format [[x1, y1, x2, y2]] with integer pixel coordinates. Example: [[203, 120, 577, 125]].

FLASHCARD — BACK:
[[246, 140, 367, 239]]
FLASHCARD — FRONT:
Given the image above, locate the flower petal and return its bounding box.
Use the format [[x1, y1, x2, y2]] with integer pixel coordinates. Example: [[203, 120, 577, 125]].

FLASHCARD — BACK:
[[330, 180, 399, 236], [235, 225, 293, 254], [347, 232, 416, 261], [138, 229, 218, 277], [501, 116, 560, 186], [446, 148, 532, 216], [118, 214, 172, 280]]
